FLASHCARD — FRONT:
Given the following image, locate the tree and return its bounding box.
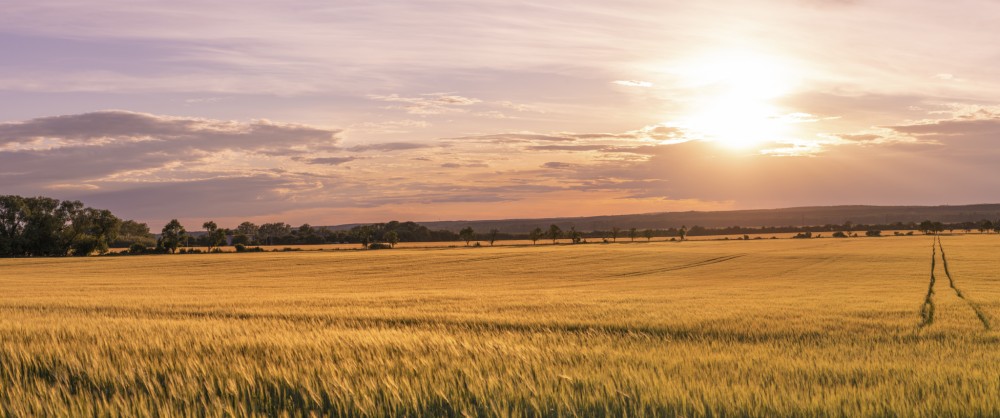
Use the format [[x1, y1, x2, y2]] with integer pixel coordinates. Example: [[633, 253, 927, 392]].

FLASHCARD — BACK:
[[548, 224, 562, 244], [611, 227, 620, 242], [236, 222, 259, 244], [258, 222, 291, 245], [160, 219, 187, 254], [459, 227, 475, 246], [0, 195, 29, 256], [115, 220, 155, 248], [67, 208, 120, 256], [678, 225, 687, 241], [919, 220, 944, 235], [643, 229, 654, 242], [202, 221, 226, 251], [488, 229, 499, 246], [1, 195, 124, 257], [529, 227, 543, 245], [628, 227, 637, 242], [355, 225, 375, 248], [384, 231, 399, 248], [22, 198, 78, 256], [569, 226, 582, 244], [982, 220, 995, 234]]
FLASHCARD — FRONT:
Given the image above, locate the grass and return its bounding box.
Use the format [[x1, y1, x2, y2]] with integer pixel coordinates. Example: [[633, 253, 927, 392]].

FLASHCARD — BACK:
[[2, 235, 999, 416]]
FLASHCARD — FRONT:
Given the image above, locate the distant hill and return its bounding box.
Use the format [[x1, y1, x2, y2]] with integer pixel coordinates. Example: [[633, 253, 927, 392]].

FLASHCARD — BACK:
[[325, 204, 1000, 234]]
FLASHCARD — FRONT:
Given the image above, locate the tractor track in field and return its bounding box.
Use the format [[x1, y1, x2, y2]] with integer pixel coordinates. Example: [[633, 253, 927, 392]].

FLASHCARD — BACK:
[[918, 238, 937, 328], [937, 238, 992, 330], [619, 254, 746, 277]]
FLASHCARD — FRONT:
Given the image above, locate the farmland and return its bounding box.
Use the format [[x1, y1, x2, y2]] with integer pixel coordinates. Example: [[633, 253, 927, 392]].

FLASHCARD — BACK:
[[1, 235, 999, 416]]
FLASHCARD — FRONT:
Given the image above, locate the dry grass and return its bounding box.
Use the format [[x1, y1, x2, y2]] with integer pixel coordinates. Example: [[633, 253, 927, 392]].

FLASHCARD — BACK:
[[2, 235, 999, 416]]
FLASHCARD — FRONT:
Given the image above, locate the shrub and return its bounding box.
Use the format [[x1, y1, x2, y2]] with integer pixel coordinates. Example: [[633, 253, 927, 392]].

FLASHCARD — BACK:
[[128, 243, 147, 255], [235, 245, 265, 253], [866, 230, 882, 237], [832, 231, 848, 238], [368, 243, 392, 250]]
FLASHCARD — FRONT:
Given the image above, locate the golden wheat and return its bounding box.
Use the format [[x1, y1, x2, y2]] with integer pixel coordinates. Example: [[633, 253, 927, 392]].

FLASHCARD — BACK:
[[1, 235, 998, 416]]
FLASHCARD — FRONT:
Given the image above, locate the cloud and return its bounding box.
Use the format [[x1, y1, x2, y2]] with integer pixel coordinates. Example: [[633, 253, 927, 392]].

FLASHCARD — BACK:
[[0, 110, 340, 151], [437, 162, 489, 169], [542, 162, 575, 169], [474, 111, 510, 119], [527, 145, 607, 152], [346, 142, 432, 152], [74, 176, 310, 221], [0, 110, 343, 190], [448, 133, 578, 143], [884, 118, 1000, 137], [304, 156, 357, 165], [496, 101, 545, 113], [612, 80, 653, 87], [835, 134, 883, 142], [368, 93, 482, 115], [349, 119, 431, 134]]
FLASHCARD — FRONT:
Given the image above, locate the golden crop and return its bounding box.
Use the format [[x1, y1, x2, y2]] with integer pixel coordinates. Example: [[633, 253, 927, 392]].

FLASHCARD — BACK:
[[1, 235, 998, 416]]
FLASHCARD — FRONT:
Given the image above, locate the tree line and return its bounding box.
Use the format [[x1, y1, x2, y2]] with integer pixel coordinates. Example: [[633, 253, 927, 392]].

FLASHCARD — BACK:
[[3, 194, 999, 257]]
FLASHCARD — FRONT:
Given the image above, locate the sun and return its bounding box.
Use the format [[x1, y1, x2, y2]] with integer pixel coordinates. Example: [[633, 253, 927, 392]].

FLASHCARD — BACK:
[[672, 50, 799, 149]]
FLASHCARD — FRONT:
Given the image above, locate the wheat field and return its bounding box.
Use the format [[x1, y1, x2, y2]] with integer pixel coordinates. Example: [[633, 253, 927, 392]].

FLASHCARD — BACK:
[[1, 235, 998, 417]]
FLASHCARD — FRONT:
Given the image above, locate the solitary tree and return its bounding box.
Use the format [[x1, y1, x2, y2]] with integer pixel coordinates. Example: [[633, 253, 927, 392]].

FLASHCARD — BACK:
[[643, 229, 654, 242], [628, 227, 637, 242], [548, 224, 562, 244], [459, 227, 475, 246], [488, 229, 499, 246], [161, 219, 187, 254], [611, 227, 621, 242], [678, 225, 687, 241], [529, 227, 543, 245]]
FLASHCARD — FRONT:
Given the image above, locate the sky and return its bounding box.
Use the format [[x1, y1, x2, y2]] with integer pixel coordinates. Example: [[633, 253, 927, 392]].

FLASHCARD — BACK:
[[2, 0, 1000, 228]]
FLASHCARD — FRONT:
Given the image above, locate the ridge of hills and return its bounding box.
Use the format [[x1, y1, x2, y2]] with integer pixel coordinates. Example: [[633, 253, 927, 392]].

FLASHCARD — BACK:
[[324, 204, 1000, 233]]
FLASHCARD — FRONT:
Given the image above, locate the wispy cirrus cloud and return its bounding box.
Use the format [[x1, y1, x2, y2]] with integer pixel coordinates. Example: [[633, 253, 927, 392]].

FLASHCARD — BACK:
[[302, 156, 358, 166], [612, 80, 653, 87], [367, 93, 482, 115], [346, 142, 433, 152]]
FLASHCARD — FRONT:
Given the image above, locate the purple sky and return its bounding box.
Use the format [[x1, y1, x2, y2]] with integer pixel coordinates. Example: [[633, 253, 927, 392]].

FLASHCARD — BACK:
[[2, 0, 1000, 227]]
